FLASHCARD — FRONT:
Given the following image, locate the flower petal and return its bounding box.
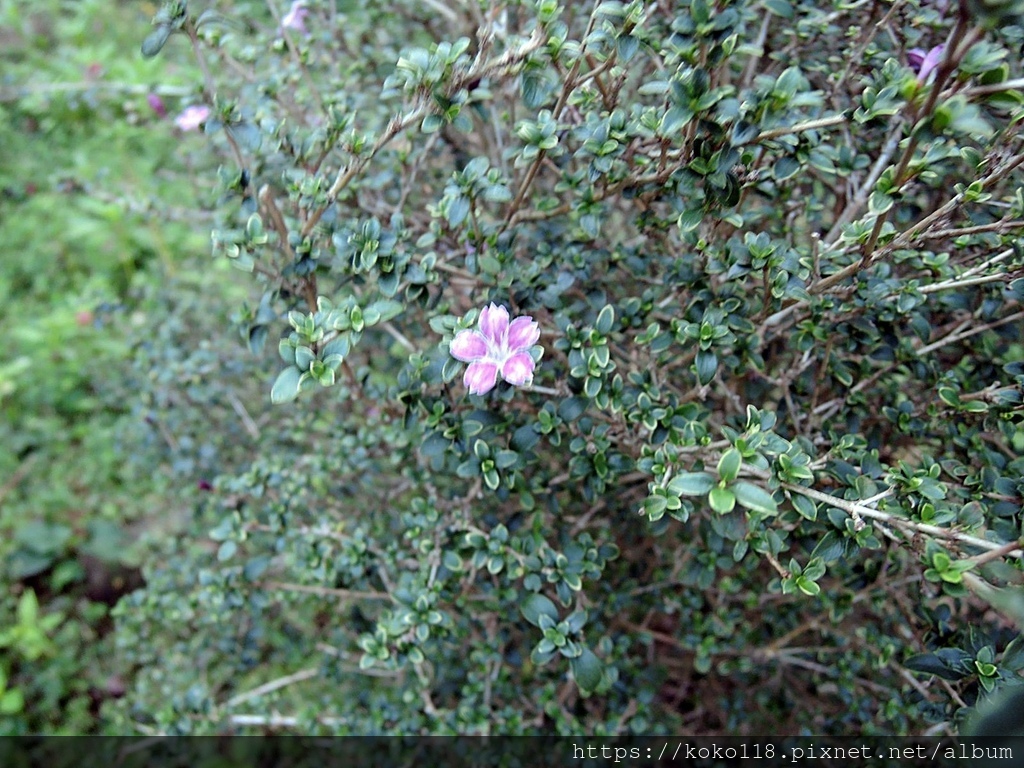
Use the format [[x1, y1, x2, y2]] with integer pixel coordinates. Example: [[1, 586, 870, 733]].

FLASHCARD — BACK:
[[917, 45, 944, 82], [505, 316, 540, 352], [501, 352, 535, 387], [174, 105, 210, 131], [464, 361, 499, 395], [282, 1, 309, 33], [147, 93, 167, 118], [478, 303, 509, 345], [906, 48, 927, 71], [449, 330, 488, 362]]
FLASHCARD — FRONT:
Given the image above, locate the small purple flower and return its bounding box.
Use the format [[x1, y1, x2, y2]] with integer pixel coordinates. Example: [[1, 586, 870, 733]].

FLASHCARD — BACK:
[[281, 1, 309, 34], [449, 303, 540, 395], [907, 45, 944, 83], [147, 93, 167, 118], [174, 105, 211, 131]]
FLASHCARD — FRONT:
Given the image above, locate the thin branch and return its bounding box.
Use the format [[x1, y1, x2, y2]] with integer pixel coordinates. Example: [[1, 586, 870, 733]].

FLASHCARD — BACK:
[[501, 6, 604, 232], [919, 221, 1024, 241], [265, 0, 326, 116], [964, 538, 1024, 567], [949, 76, 1024, 99], [918, 272, 1009, 294], [0, 82, 191, 102], [225, 667, 318, 707], [776, 481, 1024, 558], [822, 121, 904, 246], [915, 309, 1024, 356], [380, 321, 417, 352], [259, 581, 391, 600], [228, 393, 261, 440], [739, 13, 771, 90], [753, 114, 847, 144], [228, 713, 349, 727], [764, 151, 1024, 331]]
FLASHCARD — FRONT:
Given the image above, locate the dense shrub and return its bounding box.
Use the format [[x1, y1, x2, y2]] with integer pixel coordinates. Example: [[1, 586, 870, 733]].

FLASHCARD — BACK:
[[108, 0, 1024, 735], [0, 0, 217, 732]]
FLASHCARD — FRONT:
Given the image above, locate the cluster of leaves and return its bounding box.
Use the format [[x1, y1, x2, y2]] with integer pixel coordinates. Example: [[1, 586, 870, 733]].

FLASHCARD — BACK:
[[106, 0, 1024, 736], [0, 0, 228, 733]]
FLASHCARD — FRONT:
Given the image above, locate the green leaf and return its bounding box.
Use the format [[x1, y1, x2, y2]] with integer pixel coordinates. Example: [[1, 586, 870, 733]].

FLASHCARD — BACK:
[[617, 34, 639, 61], [321, 336, 350, 361], [812, 531, 845, 563], [678, 208, 704, 231], [448, 196, 471, 227], [904, 653, 968, 680], [773, 156, 800, 181], [763, 0, 793, 17], [803, 557, 826, 580], [717, 448, 742, 483], [775, 66, 802, 98], [0, 689, 24, 715], [644, 494, 668, 521], [792, 494, 817, 520], [709, 486, 736, 514], [421, 114, 444, 133], [731, 120, 759, 146], [732, 481, 779, 515], [595, 304, 615, 335], [482, 185, 512, 203], [565, 610, 588, 633], [495, 449, 518, 469], [442, 551, 464, 572], [455, 459, 479, 479], [571, 647, 604, 692], [558, 397, 587, 421], [695, 349, 717, 384], [16, 521, 73, 557], [868, 190, 893, 215], [294, 345, 316, 370], [141, 25, 172, 57], [521, 593, 559, 627], [270, 366, 303, 404], [364, 299, 404, 324], [530, 644, 557, 666], [796, 577, 821, 596], [668, 472, 716, 496], [229, 122, 262, 152], [243, 556, 271, 582], [17, 590, 39, 625], [1001, 636, 1024, 671]]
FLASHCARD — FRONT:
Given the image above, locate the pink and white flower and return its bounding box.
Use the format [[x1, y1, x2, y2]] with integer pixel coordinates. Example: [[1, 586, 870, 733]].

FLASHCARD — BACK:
[[449, 304, 540, 395], [907, 45, 944, 83], [281, 1, 310, 34], [147, 93, 167, 118], [174, 105, 211, 131]]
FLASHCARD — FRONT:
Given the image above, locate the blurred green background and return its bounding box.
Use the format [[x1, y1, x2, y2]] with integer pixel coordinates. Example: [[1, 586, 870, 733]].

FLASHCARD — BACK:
[[0, 0, 244, 732]]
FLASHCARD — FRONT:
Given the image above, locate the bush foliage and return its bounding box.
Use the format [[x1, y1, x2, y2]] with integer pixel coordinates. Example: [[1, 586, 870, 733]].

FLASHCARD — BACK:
[[10, 0, 1024, 736], [0, 0, 223, 732]]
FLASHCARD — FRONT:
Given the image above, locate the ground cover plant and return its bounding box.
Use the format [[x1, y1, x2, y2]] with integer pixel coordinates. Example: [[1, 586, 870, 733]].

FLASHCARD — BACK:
[[108, 0, 1024, 735], [5, 0, 1024, 738], [0, 0, 238, 732]]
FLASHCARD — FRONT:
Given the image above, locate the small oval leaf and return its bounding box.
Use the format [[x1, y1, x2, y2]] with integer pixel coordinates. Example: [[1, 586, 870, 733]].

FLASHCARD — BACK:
[[270, 366, 303, 404], [668, 472, 716, 496], [571, 647, 604, 692], [733, 480, 779, 515], [521, 592, 559, 627], [141, 26, 172, 58]]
